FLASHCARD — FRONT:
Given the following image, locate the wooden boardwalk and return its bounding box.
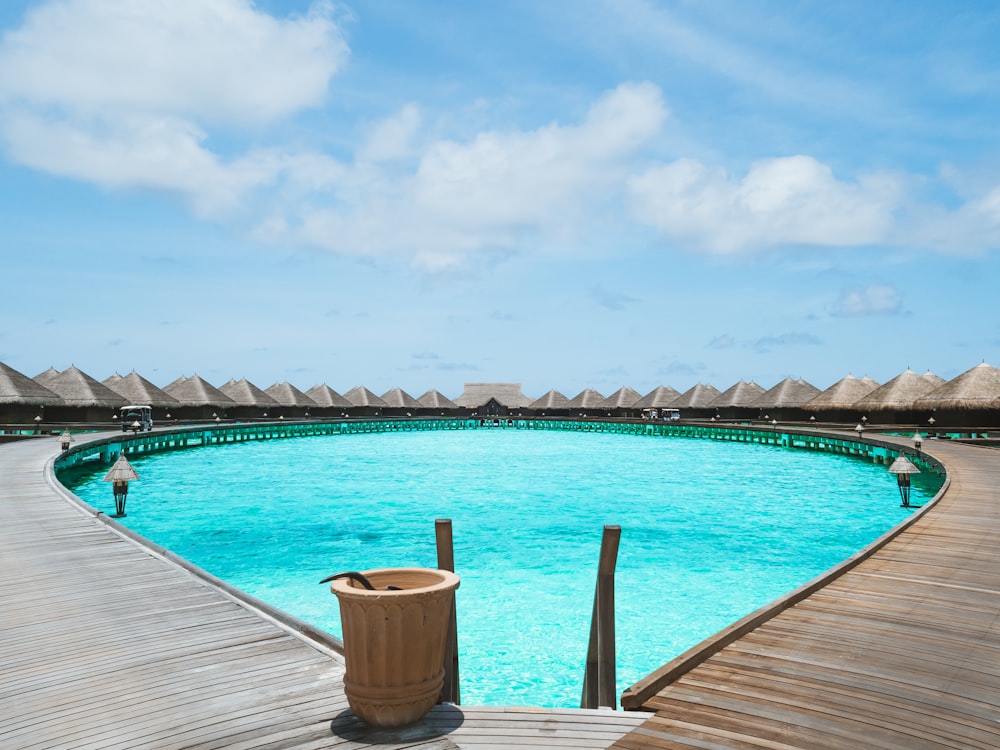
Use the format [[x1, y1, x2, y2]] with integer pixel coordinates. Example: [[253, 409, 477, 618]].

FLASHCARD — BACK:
[[614, 436, 1000, 749], [0, 436, 644, 749], [3, 430, 999, 749]]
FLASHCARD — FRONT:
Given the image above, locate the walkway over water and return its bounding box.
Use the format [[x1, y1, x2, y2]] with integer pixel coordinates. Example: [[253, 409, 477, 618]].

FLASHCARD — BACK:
[[2, 423, 998, 748], [614, 435, 1000, 750]]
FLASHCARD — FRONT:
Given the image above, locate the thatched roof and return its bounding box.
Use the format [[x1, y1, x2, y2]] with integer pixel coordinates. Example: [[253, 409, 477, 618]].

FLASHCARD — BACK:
[[343, 386, 388, 408], [600, 386, 643, 409], [219, 378, 279, 407], [265, 382, 317, 408], [671, 383, 721, 408], [381, 387, 421, 409], [453, 383, 532, 408], [633, 385, 681, 408], [914, 362, 1000, 410], [528, 389, 571, 410], [751, 377, 820, 409], [32, 367, 61, 389], [0, 362, 63, 406], [107, 371, 181, 408], [163, 375, 237, 408], [416, 389, 459, 409], [922, 370, 947, 387], [852, 369, 938, 411], [804, 375, 880, 410], [305, 384, 353, 409], [565, 388, 606, 409], [708, 380, 766, 408], [34, 366, 123, 408]]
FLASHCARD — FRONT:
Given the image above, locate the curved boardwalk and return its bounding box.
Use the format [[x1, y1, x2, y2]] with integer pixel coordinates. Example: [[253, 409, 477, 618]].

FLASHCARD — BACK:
[[614, 436, 1000, 750], [0, 435, 644, 749]]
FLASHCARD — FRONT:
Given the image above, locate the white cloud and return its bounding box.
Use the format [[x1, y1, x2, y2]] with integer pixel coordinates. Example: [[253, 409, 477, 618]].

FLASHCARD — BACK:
[[358, 104, 422, 163], [0, 0, 347, 217], [627, 155, 900, 254], [0, 0, 346, 124], [831, 284, 902, 317], [279, 82, 668, 270]]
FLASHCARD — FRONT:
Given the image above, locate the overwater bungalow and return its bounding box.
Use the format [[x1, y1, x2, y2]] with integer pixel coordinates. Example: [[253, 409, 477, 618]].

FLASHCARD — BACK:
[[304, 384, 353, 417], [454, 383, 531, 417], [163, 375, 237, 421], [343, 386, 388, 417], [105, 371, 181, 421], [264, 382, 317, 419], [914, 362, 1000, 429], [219, 378, 280, 420], [751, 377, 821, 422], [852, 369, 939, 425], [380, 387, 422, 417], [415, 389, 460, 416], [671, 383, 722, 419], [33, 365, 123, 423], [564, 388, 606, 418], [803, 375, 879, 424], [527, 389, 571, 417], [0, 361, 62, 426], [600, 386, 643, 418], [707, 380, 766, 421]]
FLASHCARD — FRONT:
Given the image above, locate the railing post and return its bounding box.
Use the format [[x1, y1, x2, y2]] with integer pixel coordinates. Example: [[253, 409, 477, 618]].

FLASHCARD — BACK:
[[582, 524, 621, 709], [435, 518, 460, 704]]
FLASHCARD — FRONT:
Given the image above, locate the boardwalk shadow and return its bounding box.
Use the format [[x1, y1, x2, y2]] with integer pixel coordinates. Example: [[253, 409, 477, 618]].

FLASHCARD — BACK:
[[330, 703, 465, 745]]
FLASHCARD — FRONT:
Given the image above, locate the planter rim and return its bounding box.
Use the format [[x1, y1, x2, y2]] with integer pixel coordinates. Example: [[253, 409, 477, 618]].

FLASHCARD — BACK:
[[330, 567, 459, 598]]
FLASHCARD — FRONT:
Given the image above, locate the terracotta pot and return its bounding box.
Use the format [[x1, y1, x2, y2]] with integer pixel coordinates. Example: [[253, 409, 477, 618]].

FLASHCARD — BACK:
[[330, 567, 460, 728]]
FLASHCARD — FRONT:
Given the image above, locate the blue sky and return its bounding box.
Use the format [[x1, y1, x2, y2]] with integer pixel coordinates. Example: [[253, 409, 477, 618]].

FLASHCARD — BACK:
[[1, 0, 999, 399]]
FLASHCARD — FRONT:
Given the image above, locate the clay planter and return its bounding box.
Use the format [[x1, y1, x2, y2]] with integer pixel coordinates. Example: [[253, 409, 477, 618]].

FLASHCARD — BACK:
[[330, 568, 460, 728]]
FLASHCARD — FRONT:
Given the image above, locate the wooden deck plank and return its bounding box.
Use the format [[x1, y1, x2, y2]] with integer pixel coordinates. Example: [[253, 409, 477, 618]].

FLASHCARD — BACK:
[[615, 436, 1000, 750], [0, 434, 644, 750]]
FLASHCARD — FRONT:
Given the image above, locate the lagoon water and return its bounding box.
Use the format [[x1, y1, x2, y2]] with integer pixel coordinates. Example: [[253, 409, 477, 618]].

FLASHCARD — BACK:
[[62, 428, 938, 707]]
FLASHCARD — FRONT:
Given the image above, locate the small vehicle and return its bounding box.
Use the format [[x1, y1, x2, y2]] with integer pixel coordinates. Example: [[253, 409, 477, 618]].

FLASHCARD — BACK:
[[120, 405, 153, 432]]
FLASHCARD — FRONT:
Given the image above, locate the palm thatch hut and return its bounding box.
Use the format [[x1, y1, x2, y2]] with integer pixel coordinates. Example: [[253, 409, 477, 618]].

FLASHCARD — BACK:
[[343, 386, 389, 417], [305, 384, 353, 416], [670, 383, 722, 419], [264, 382, 318, 419], [852, 369, 938, 424], [105, 371, 181, 420], [0, 361, 63, 424], [750, 377, 821, 422], [913, 362, 1000, 428], [803, 374, 880, 424], [565, 388, 606, 417], [415, 389, 460, 416], [528, 389, 571, 417], [600, 386, 643, 417], [708, 380, 766, 421], [380, 387, 421, 416], [163, 375, 237, 421], [634, 385, 682, 410], [454, 383, 531, 416], [219, 378, 280, 420], [34, 366, 124, 423]]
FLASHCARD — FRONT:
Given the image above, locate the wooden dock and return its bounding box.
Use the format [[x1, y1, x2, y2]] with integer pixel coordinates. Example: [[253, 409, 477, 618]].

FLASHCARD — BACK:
[[0, 436, 644, 749], [614, 435, 1000, 749], [3, 428, 1000, 749]]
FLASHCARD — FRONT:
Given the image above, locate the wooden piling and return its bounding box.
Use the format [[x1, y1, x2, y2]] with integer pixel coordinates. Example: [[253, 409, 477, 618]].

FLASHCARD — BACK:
[[435, 518, 460, 704], [582, 524, 621, 709]]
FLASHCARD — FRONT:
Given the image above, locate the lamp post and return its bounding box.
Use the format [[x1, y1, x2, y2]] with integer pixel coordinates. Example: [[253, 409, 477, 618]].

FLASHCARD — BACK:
[[854, 422, 865, 437], [103, 452, 140, 518], [59, 430, 72, 451], [33, 415, 42, 434], [888, 455, 921, 508], [913, 431, 923, 455]]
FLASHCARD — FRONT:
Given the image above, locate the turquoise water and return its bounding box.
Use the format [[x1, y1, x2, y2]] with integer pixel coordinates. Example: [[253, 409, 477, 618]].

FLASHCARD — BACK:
[[61, 428, 940, 707]]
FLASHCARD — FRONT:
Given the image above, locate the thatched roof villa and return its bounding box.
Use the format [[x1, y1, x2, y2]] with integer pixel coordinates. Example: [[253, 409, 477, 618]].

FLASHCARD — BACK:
[[634, 385, 681, 409], [708, 380, 766, 420], [34, 366, 123, 422], [305, 384, 353, 411]]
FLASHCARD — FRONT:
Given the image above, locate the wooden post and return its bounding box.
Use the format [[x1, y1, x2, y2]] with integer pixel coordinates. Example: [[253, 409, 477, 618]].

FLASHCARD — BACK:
[[435, 518, 460, 704], [582, 525, 621, 709]]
